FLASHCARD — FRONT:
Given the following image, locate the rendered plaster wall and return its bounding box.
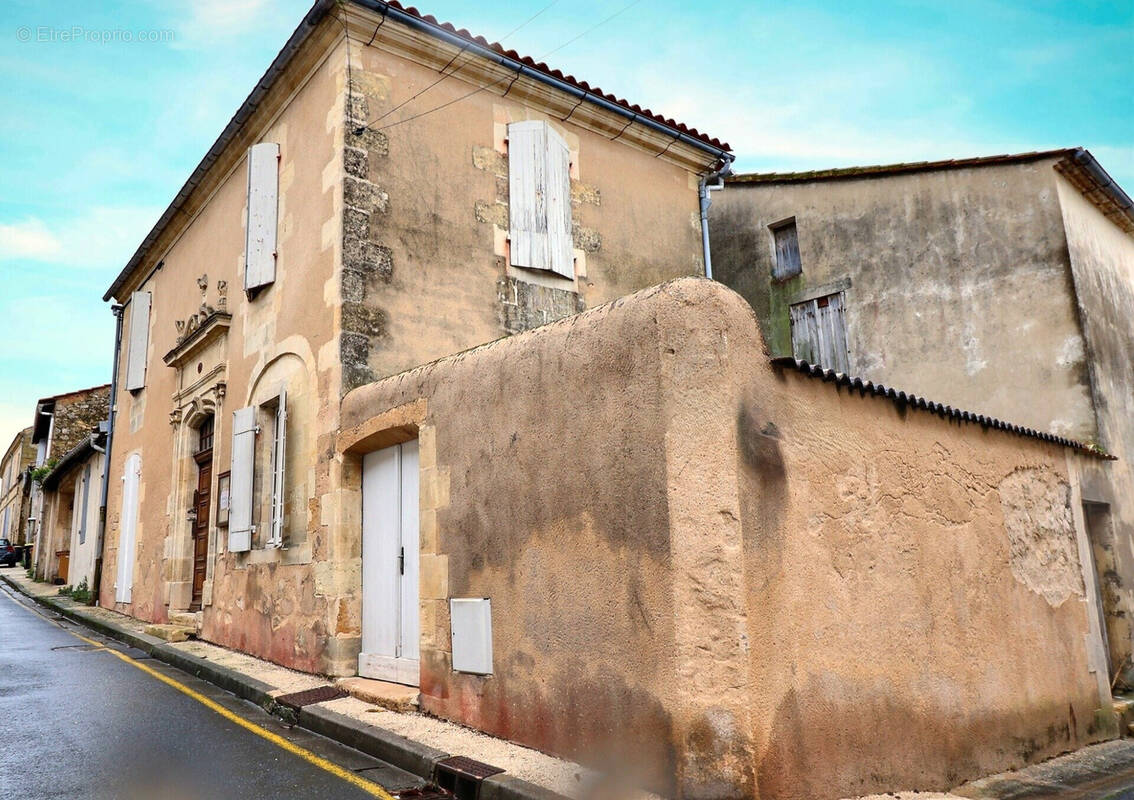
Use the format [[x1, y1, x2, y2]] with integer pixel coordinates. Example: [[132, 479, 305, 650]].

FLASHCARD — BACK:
[[99, 22, 346, 674], [710, 159, 1097, 441], [341, 278, 1107, 798], [1056, 172, 1134, 680], [338, 31, 706, 394]]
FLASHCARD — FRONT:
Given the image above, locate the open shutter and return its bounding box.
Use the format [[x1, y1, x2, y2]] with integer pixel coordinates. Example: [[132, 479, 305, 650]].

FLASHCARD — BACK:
[[545, 126, 574, 278], [508, 121, 549, 270], [245, 142, 280, 292], [269, 389, 286, 548], [125, 291, 151, 391], [229, 406, 256, 552]]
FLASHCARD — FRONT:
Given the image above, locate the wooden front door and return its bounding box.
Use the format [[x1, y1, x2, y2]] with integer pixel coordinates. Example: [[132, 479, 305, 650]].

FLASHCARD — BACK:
[[191, 450, 212, 611]]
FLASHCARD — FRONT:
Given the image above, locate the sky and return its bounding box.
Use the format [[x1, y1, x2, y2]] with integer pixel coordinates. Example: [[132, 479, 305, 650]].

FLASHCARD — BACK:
[[0, 0, 1131, 448]]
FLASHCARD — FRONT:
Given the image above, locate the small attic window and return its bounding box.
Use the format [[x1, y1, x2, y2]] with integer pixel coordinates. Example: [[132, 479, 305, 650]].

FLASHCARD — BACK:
[[770, 218, 802, 281]]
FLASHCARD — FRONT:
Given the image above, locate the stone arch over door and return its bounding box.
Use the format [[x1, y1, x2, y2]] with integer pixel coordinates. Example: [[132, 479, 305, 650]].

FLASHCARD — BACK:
[[166, 395, 222, 611]]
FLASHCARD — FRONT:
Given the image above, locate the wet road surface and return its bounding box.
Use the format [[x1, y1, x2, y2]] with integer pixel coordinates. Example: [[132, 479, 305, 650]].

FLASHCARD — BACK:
[[0, 581, 422, 800]]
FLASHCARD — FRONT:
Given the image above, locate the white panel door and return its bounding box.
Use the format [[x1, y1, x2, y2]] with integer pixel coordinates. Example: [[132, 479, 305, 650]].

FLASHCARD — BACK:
[[360, 440, 420, 686], [116, 453, 141, 603]]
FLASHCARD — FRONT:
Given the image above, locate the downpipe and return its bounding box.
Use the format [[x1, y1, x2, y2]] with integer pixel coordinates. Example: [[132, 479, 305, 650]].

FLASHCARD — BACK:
[[699, 157, 733, 281], [91, 303, 124, 607]]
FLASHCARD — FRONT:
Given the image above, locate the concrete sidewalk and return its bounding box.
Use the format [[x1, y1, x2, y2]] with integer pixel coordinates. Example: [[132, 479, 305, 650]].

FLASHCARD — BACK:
[[0, 570, 603, 800]]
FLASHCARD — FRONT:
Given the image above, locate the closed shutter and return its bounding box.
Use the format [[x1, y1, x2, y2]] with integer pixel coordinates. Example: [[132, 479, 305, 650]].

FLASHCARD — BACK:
[[268, 389, 286, 548], [789, 292, 849, 374], [772, 220, 802, 280], [545, 126, 574, 279], [116, 453, 140, 603], [245, 142, 280, 292], [508, 121, 548, 270], [229, 406, 256, 552], [78, 463, 91, 545], [125, 291, 151, 391]]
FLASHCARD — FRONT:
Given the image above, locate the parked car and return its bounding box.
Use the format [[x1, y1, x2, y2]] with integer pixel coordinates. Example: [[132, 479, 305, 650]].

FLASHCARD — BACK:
[[0, 539, 19, 568]]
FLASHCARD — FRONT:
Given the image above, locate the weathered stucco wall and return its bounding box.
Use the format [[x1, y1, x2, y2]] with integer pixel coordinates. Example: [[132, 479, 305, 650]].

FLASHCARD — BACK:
[[341, 278, 1109, 798], [710, 159, 1097, 441], [1057, 172, 1134, 681]]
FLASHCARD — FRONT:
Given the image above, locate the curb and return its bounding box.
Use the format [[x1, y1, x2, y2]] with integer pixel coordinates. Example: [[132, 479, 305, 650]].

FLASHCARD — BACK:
[[0, 573, 566, 800]]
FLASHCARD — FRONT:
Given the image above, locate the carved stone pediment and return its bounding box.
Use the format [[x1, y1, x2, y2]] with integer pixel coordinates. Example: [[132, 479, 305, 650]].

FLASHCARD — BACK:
[[163, 312, 232, 369]]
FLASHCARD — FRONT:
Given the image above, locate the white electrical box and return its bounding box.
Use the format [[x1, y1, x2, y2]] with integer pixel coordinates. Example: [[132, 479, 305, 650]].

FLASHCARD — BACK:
[[450, 598, 493, 675]]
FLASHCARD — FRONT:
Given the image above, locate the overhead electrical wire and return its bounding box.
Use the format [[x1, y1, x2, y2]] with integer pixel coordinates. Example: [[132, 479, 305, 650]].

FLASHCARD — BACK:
[[352, 0, 648, 135], [357, 0, 562, 131]]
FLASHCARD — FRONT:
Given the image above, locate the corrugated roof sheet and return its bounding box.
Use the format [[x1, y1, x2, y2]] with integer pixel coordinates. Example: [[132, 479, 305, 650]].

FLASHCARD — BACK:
[[772, 357, 1115, 460]]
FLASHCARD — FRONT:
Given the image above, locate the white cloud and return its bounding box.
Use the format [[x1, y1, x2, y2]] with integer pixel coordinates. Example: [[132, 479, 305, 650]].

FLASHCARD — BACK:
[[0, 206, 160, 270], [0, 219, 63, 261]]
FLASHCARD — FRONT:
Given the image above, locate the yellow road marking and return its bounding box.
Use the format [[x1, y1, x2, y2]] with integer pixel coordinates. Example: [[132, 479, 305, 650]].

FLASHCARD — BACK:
[[1, 584, 395, 800]]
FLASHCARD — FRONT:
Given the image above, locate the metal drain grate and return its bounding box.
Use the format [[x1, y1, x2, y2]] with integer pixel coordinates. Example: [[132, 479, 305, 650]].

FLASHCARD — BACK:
[[434, 757, 505, 800], [274, 685, 348, 710]]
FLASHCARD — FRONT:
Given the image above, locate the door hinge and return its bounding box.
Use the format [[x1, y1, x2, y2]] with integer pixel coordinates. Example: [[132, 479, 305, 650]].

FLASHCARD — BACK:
[[398, 546, 404, 576]]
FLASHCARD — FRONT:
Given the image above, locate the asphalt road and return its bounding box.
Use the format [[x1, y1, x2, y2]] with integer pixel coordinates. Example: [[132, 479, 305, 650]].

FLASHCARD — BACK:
[[0, 582, 422, 800]]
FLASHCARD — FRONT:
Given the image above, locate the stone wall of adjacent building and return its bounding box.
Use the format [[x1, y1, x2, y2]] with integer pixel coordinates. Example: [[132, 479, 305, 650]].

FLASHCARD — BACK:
[[51, 387, 109, 459], [1056, 171, 1134, 684], [710, 157, 1096, 442], [341, 278, 1112, 799]]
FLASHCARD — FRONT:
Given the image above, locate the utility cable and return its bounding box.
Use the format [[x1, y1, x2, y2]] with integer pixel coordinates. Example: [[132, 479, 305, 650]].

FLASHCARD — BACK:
[[355, 0, 561, 132], [354, 0, 647, 135]]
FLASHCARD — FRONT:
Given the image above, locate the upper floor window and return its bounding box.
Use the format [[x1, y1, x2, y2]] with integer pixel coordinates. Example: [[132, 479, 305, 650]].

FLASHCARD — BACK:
[[789, 291, 849, 374], [507, 120, 573, 279], [770, 218, 802, 281]]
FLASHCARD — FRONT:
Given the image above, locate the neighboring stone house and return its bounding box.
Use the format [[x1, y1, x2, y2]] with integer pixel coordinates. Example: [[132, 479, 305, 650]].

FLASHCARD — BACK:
[[39, 431, 106, 591], [710, 149, 1134, 687], [338, 278, 1116, 798], [97, 0, 729, 678], [27, 385, 110, 582], [0, 427, 35, 547]]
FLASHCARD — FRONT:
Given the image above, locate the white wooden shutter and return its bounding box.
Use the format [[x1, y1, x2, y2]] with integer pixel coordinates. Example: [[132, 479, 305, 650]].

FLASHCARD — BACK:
[[268, 389, 286, 548], [545, 126, 574, 278], [245, 142, 280, 292], [116, 454, 140, 603], [125, 291, 151, 391], [508, 121, 549, 270], [229, 406, 256, 552], [78, 463, 91, 545]]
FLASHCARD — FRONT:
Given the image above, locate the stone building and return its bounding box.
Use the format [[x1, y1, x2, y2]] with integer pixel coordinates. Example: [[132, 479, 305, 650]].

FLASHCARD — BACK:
[[710, 149, 1134, 687], [96, 0, 730, 677], [28, 385, 110, 582], [0, 427, 35, 547]]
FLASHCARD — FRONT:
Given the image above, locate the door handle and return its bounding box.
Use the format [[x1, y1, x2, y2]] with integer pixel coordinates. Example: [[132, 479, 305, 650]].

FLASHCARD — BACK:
[[398, 546, 404, 576]]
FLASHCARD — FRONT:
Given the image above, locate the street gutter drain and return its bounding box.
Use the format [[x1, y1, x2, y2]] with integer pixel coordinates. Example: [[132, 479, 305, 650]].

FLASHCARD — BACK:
[[274, 685, 348, 710], [434, 756, 505, 800]]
